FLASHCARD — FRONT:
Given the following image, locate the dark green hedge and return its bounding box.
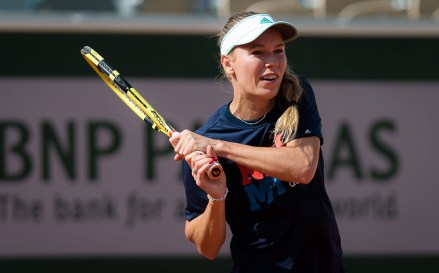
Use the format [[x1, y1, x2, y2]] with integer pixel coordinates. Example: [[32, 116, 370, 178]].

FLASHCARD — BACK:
[[1, 33, 438, 80]]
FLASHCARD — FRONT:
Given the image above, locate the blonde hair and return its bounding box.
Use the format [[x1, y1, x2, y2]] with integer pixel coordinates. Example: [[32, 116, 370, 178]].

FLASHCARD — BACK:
[[217, 11, 303, 143]]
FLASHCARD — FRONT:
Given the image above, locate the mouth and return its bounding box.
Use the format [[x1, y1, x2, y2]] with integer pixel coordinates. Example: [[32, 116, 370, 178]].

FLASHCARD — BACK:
[[260, 73, 278, 82]]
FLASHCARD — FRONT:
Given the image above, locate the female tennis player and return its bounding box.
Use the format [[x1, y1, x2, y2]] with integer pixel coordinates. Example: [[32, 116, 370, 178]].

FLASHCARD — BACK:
[[170, 11, 345, 273]]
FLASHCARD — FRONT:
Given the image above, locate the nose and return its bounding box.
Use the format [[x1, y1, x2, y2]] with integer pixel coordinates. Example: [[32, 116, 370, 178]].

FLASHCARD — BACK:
[[265, 53, 279, 67]]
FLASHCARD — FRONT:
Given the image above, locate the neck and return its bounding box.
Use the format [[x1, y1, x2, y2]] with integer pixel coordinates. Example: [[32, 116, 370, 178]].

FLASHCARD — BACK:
[[229, 98, 273, 121]]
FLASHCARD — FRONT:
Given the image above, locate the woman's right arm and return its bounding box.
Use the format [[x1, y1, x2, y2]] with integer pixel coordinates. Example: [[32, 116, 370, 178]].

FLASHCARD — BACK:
[[183, 146, 228, 260], [185, 199, 226, 260]]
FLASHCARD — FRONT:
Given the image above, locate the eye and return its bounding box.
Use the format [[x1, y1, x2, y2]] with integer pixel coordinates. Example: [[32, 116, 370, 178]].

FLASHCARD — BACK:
[[274, 48, 285, 54]]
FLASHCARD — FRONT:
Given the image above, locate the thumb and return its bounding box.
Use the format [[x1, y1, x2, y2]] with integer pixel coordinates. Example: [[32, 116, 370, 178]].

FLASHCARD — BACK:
[[206, 145, 216, 158]]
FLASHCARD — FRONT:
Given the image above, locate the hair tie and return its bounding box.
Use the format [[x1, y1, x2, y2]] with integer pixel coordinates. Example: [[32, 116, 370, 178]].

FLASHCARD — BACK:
[[289, 100, 298, 107]]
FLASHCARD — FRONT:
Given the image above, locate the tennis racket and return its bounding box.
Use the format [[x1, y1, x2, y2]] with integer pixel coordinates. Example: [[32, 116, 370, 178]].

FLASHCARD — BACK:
[[80, 46, 223, 180]]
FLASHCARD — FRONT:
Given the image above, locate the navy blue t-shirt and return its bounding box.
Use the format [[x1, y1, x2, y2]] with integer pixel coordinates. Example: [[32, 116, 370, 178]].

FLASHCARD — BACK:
[[182, 78, 344, 273]]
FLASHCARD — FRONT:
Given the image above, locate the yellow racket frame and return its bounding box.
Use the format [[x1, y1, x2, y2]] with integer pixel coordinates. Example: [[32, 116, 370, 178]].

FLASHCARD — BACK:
[[80, 46, 223, 180], [81, 46, 175, 137]]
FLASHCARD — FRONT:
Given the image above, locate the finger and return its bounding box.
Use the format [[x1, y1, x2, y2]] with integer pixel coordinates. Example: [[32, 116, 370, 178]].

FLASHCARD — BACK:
[[189, 152, 209, 171], [209, 157, 218, 164], [206, 145, 223, 180], [197, 160, 212, 175], [169, 131, 180, 148], [206, 145, 216, 157], [194, 156, 212, 171], [206, 145, 219, 164], [173, 153, 183, 161], [206, 146, 218, 164], [184, 151, 202, 171], [176, 131, 196, 158], [193, 160, 210, 181], [185, 150, 204, 162], [173, 131, 187, 156], [192, 168, 197, 177]]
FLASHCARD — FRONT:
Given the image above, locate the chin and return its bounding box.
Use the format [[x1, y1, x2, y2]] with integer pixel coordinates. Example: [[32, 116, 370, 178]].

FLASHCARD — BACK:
[[260, 89, 279, 100]]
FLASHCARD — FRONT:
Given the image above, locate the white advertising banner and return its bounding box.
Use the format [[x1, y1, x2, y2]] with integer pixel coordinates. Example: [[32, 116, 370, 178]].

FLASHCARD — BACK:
[[0, 78, 438, 256]]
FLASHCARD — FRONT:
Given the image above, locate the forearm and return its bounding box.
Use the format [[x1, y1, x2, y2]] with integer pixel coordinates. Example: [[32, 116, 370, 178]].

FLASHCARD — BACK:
[[185, 201, 226, 260], [214, 137, 320, 183]]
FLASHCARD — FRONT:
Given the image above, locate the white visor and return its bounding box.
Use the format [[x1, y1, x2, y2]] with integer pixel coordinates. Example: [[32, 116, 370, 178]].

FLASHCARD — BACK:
[[220, 14, 298, 55]]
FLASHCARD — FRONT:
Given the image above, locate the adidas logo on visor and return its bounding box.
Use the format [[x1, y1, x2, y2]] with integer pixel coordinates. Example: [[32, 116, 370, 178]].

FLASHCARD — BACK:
[[260, 17, 273, 24]]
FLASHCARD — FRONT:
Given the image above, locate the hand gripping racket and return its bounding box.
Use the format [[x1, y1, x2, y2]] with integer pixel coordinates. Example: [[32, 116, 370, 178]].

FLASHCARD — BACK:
[[80, 46, 223, 180]]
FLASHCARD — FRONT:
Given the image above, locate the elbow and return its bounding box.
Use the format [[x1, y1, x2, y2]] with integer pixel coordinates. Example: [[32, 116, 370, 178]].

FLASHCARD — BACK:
[[192, 238, 223, 260], [195, 236, 225, 260], [287, 137, 320, 184], [293, 161, 317, 185], [198, 247, 220, 260], [297, 169, 315, 184], [186, 231, 224, 261]]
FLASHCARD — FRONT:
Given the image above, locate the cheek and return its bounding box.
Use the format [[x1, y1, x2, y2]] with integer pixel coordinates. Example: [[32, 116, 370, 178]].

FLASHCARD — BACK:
[[235, 60, 262, 80], [279, 55, 287, 68]]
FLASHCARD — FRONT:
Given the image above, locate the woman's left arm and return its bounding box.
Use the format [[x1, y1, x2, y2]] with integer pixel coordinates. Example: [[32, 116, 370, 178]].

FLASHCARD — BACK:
[[171, 131, 320, 184], [214, 135, 320, 184]]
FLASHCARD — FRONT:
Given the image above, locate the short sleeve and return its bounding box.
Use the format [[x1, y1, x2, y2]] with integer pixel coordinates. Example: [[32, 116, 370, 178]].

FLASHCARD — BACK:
[[295, 77, 324, 145], [182, 161, 209, 221]]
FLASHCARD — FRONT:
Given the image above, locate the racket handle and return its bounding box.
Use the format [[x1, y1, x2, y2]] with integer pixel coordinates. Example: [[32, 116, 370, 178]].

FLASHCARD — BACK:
[[170, 131, 223, 180], [207, 162, 223, 180]]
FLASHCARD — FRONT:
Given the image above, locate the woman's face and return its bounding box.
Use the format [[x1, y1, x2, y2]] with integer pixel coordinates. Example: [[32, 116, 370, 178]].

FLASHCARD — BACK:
[[224, 28, 287, 102]]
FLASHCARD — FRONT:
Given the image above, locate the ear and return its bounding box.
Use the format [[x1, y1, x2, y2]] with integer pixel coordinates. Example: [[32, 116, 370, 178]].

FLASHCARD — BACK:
[[221, 54, 234, 76]]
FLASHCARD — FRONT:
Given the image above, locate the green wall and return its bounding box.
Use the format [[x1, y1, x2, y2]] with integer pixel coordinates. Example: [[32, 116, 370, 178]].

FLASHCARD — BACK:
[[1, 32, 439, 80], [2, 255, 439, 273]]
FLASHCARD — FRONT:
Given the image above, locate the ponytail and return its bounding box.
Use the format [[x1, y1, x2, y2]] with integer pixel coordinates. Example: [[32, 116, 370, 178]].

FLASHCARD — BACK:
[[273, 66, 302, 143]]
